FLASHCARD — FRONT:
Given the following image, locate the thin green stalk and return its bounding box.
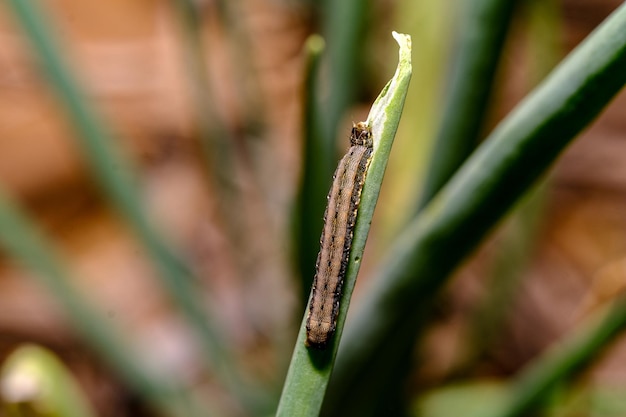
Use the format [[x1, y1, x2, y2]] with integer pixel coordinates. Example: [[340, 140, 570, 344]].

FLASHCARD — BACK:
[[296, 34, 329, 303], [4, 0, 246, 407], [376, 0, 452, 245], [327, 3, 626, 414], [171, 0, 248, 251], [172, 0, 240, 195], [495, 296, 626, 417], [0, 192, 207, 417], [322, 0, 371, 157], [416, 0, 518, 210], [276, 33, 412, 417], [460, 0, 562, 375], [213, 0, 265, 132]]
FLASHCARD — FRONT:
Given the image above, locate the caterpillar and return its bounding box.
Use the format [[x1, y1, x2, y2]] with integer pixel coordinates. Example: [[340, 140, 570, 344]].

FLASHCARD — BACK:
[[306, 121, 373, 349]]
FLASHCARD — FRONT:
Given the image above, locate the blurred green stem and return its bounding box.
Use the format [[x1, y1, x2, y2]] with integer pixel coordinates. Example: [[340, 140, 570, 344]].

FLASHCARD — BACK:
[[496, 296, 626, 417], [296, 35, 328, 303], [322, 0, 371, 155], [172, 0, 240, 195], [461, 0, 561, 375], [417, 0, 518, 211]]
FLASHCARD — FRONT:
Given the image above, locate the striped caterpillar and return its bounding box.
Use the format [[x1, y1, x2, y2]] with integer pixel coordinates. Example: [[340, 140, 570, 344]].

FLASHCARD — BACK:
[[306, 122, 373, 349]]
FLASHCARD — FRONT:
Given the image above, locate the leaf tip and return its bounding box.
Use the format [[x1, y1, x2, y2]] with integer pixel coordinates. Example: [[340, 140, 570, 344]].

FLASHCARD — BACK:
[[392, 31, 411, 49], [305, 34, 326, 56]]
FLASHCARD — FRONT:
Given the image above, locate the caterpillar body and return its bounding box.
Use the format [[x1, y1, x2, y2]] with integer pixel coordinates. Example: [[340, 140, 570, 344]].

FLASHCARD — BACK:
[[305, 121, 373, 349]]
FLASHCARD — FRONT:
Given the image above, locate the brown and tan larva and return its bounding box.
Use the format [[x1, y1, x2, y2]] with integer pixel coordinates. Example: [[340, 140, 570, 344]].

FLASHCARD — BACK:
[[306, 121, 373, 349]]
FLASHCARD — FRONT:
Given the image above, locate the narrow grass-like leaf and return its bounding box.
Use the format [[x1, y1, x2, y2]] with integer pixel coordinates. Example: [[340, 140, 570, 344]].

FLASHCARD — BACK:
[[494, 296, 626, 417], [296, 34, 330, 302], [0, 192, 207, 417], [322, 0, 371, 151], [378, 0, 451, 242], [172, 0, 239, 180], [276, 32, 412, 417], [211, 0, 266, 130], [329, 3, 626, 413], [417, 0, 518, 210], [461, 0, 561, 374]]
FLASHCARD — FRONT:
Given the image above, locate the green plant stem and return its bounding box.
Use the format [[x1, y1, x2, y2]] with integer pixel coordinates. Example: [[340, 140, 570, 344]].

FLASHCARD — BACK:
[[496, 296, 626, 417], [276, 32, 411, 417], [322, 0, 371, 154], [213, 0, 265, 131], [172, 0, 241, 204], [0, 192, 207, 417], [4, 0, 247, 407], [296, 34, 329, 303], [417, 0, 518, 210], [327, 3, 626, 415], [460, 0, 562, 375], [171, 0, 252, 262]]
